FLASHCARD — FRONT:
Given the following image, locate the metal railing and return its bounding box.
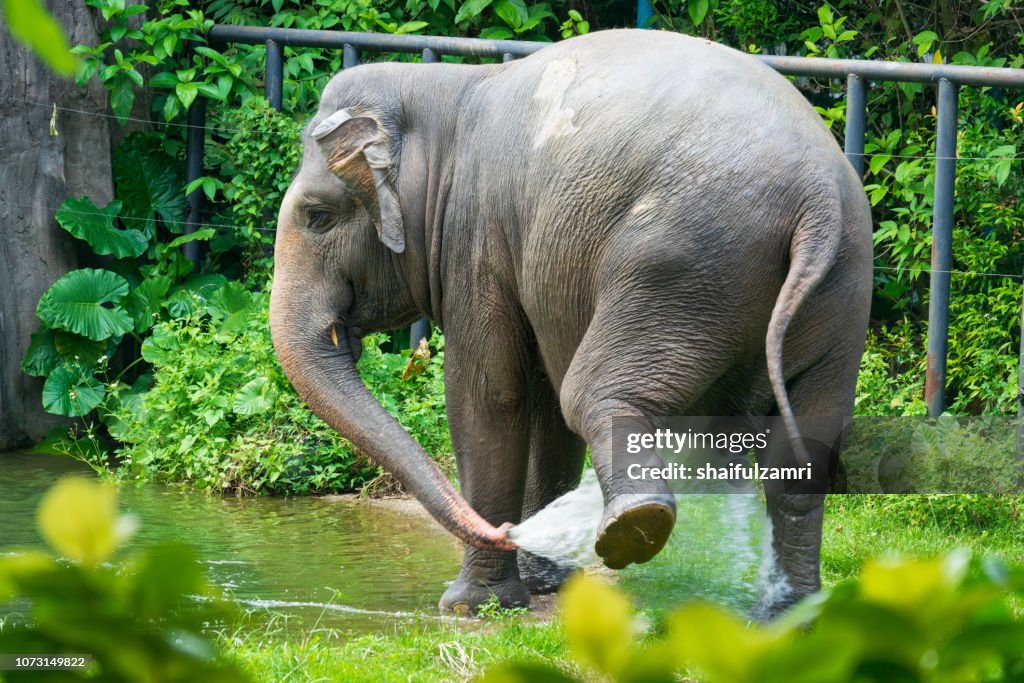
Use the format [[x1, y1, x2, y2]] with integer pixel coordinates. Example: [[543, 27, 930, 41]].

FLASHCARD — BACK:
[[187, 26, 1024, 418]]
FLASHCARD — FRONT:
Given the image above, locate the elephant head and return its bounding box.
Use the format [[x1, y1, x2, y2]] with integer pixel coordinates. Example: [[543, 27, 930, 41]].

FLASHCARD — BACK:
[[269, 102, 515, 552]]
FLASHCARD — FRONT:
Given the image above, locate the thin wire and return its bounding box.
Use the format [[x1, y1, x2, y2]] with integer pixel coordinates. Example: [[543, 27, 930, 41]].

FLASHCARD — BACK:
[[873, 265, 1022, 280], [5, 96, 276, 136], [1, 198, 1020, 281], [7, 96, 1024, 162]]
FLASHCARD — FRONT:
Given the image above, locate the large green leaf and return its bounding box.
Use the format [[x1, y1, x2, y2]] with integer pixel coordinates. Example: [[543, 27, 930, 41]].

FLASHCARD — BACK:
[[109, 71, 136, 124], [124, 275, 172, 333], [165, 273, 227, 318], [54, 331, 107, 366], [141, 324, 181, 366], [232, 376, 277, 415], [37, 269, 133, 341], [2, 0, 77, 76], [208, 281, 254, 332], [114, 133, 184, 235], [42, 364, 105, 417], [166, 228, 215, 249], [21, 328, 61, 377], [56, 197, 148, 258]]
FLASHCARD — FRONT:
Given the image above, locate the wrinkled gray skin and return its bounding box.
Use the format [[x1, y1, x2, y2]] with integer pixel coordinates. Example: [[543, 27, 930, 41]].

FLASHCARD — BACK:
[[269, 29, 872, 616]]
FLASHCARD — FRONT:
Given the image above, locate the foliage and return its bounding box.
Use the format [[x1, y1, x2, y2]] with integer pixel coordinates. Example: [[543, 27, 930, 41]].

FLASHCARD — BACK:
[[104, 296, 451, 495], [1, 0, 76, 75], [72, 0, 578, 130], [21, 132, 213, 419], [199, 98, 305, 282], [794, 4, 1023, 417], [558, 9, 590, 39], [0, 477, 246, 682], [71, 0, 236, 124], [483, 553, 1024, 683]]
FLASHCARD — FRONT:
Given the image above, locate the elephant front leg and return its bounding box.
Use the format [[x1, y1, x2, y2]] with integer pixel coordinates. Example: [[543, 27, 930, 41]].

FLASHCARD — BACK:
[[437, 320, 533, 614]]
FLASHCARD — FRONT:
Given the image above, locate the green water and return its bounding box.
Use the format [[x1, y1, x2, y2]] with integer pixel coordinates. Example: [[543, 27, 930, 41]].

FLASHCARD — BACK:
[[0, 450, 462, 633]]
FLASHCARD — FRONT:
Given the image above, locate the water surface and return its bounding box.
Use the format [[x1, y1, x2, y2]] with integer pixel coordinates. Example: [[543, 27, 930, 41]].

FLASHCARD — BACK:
[[0, 450, 462, 633]]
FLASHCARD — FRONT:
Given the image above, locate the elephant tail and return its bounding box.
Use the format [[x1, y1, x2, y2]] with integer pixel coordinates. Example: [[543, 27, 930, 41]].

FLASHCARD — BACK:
[[765, 176, 844, 464]]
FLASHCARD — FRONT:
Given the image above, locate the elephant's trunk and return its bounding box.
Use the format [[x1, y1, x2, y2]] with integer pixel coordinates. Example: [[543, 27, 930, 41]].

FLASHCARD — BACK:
[[268, 267, 515, 553]]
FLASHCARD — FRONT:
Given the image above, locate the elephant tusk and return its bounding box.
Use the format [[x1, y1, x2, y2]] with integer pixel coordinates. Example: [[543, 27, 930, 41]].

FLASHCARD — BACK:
[[330, 325, 339, 348]]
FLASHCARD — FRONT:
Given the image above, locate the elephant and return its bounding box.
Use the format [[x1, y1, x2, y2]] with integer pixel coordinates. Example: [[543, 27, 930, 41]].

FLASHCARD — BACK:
[[269, 28, 872, 615]]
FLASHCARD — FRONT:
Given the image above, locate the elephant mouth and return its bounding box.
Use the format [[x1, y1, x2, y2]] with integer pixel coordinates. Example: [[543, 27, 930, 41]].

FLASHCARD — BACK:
[[329, 323, 364, 363]]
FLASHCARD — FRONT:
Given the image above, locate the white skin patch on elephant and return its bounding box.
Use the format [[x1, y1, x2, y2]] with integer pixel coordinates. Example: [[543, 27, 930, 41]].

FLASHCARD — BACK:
[[532, 59, 580, 148]]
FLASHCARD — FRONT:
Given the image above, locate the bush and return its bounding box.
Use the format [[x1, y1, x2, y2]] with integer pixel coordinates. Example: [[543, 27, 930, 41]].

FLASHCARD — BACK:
[[105, 292, 451, 495]]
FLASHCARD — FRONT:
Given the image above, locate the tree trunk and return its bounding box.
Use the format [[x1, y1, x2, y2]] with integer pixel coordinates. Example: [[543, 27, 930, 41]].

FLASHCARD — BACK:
[[0, 1, 114, 450]]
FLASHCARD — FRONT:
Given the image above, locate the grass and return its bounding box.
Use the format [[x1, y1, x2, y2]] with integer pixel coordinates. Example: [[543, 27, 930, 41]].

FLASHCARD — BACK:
[[218, 493, 1024, 682], [223, 612, 575, 682]]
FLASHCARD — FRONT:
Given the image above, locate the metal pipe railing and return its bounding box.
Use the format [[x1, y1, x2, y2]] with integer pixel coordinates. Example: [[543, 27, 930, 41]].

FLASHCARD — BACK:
[[183, 97, 206, 269], [209, 25, 541, 59], [208, 25, 1024, 88], [843, 73, 866, 176], [264, 39, 284, 111], [188, 27, 1024, 411]]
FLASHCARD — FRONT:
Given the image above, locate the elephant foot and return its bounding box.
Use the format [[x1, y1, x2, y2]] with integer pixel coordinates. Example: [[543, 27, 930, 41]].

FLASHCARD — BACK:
[[439, 575, 530, 615], [595, 494, 676, 570], [518, 550, 573, 594]]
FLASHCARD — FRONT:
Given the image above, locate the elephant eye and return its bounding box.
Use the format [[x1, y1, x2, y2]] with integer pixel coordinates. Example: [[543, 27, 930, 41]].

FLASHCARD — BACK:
[[306, 207, 336, 234]]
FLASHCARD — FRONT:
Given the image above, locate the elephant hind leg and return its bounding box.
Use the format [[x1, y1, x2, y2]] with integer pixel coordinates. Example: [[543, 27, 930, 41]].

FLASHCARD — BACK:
[[558, 310, 739, 570], [756, 343, 863, 617], [518, 366, 586, 594]]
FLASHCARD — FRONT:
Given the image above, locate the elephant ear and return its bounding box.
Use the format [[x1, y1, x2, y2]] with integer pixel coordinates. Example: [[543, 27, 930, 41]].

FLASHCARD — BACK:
[[312, 110, 405, 254]]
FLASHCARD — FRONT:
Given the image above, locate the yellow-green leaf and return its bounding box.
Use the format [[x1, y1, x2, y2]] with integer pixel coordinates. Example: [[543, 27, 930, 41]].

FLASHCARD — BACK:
[[2, 0, 77, 76], [559, 573, 635, 675], [0, 551, 55, 600], [669, 602, 782, 682], [860, 552, 968, 618], [37, 477, 135, 564]]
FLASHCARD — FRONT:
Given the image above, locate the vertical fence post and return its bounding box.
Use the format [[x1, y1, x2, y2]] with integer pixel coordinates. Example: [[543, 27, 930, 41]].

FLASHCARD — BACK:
[[844, 73, 866, 176], [924, 78, 958, 418], [183, 96, 206, 269], [265, 39, 283, 111], [343, 44, 359, 69], [502, 53, 513, 63], [422, 47, 437, 63]]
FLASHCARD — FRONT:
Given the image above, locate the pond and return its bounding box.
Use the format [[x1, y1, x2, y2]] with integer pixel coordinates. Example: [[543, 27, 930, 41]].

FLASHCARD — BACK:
[[1, 450, 768, 634], [0, 450, 462, 634]]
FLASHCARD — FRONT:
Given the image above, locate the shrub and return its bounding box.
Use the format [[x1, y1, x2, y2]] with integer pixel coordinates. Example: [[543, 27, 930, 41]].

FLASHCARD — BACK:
[[105, 292, 451, 495]]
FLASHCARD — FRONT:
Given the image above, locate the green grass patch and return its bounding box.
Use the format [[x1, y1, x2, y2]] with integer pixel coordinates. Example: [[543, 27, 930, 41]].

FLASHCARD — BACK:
[[224, 614, 576, 683]]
